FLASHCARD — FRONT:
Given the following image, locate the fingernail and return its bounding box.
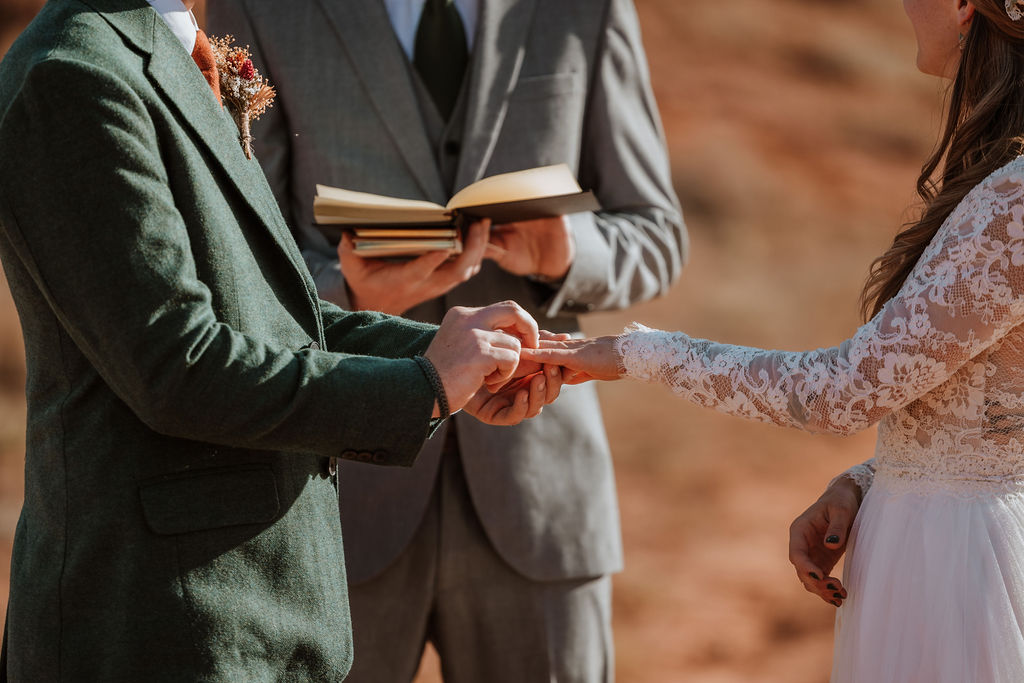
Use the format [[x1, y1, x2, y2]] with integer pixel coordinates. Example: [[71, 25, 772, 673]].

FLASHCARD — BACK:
[[549, 366, 558, 376], [827, 583, 837, 591], [833, 592, 843, 599], [826, 535, 840, 544], [832, 600, 842, 607], [809, 572, 821, 581], [538, 381, 546, 392]]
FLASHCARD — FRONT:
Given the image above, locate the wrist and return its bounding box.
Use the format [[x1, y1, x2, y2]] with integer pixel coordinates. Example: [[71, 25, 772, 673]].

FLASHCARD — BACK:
[[414, 355, 450, 421], [828, 475, 864, 504], [527, 271, 566, 287], [344, 279, 370, 312], [347, 286, 400, 315], [537, 254, 573, 282]]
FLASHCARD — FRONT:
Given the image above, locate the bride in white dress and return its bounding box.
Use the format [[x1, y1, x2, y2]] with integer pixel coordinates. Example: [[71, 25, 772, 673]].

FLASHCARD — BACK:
[[524, 0, 1024, 680]]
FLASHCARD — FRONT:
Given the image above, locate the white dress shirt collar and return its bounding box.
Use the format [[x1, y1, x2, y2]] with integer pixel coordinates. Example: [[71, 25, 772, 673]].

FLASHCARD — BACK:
[[146, 0, 200, 54], [383, 0, 479, 60]]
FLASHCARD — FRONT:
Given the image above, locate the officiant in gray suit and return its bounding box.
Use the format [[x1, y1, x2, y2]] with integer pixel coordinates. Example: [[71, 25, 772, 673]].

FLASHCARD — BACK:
[[208, 1, 686, 680]]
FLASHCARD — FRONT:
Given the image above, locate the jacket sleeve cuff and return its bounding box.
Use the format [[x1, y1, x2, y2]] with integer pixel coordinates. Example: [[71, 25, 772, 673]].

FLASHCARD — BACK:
[[542, 212, 609, 318]]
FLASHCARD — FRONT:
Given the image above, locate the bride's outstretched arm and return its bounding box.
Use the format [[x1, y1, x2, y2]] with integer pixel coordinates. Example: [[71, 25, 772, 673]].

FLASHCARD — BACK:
[[527, 167, 1024, 436]]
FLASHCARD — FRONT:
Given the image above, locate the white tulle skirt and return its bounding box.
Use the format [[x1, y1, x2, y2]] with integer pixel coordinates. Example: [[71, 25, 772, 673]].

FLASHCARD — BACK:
[[831, 472, 1024, 682]]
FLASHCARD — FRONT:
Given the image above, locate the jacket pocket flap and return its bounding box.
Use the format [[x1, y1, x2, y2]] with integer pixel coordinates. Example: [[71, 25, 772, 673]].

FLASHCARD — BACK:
[[139, 465, 281, 535], [511, 72, 582, 100]]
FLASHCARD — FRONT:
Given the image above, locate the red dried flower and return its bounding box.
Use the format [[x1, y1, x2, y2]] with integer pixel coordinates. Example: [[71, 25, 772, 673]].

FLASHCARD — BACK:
[[239, 59, 255, 81], [209, 34, 276, 160]]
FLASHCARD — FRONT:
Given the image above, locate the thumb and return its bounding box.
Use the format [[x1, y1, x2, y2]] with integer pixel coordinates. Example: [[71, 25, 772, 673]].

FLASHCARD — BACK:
[[824, 511, 851, 549]]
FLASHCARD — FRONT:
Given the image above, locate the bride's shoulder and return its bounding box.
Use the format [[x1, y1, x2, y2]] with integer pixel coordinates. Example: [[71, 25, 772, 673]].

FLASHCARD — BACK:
[[971, 154, 1024, 201], [943, 156, 1024, 234]]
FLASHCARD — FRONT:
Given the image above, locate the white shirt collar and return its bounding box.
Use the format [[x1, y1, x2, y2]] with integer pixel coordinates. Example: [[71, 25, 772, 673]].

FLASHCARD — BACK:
[[146, 0, 200, 54], [382, 0, 479, 60]]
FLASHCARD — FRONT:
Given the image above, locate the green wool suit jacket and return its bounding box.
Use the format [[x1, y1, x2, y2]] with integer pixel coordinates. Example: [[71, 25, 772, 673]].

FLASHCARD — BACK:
[[0, 0, 442, 680]]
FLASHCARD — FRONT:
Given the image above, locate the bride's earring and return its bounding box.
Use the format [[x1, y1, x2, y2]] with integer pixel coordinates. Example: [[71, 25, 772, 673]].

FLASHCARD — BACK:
[[959, 32, 966, 52]]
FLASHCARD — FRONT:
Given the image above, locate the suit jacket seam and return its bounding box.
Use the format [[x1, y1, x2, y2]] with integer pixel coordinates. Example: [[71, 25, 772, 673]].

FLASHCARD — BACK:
[[53, 321, 72, 682]]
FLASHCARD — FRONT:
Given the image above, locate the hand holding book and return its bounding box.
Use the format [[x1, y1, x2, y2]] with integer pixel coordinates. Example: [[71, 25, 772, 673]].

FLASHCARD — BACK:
[[487, 216, 575, 282], [314, 165, 600, 258], [338, 220, 490, 315]]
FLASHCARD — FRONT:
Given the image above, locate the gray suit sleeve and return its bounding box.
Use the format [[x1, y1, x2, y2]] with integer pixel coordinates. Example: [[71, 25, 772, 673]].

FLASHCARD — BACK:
[[544, 0, 687, 318], [206, 0, 353, 307]]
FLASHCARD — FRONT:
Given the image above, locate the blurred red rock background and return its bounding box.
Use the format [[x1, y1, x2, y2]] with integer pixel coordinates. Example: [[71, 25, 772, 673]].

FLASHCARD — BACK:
[[0, 1, 941, 681]]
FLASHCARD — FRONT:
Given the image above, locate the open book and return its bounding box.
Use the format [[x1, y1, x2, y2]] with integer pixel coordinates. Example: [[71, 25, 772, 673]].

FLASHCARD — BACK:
[[314, 165, 599, 256]]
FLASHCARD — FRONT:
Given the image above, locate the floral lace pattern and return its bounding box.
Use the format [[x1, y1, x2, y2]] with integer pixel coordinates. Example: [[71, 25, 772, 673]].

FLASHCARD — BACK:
[[618, 156, 1024, 496], [830, 460, 876, 496]]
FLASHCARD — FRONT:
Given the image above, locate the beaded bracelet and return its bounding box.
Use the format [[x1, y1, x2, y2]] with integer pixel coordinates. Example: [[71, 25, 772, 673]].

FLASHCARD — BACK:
[[414, 355, 450, 421]]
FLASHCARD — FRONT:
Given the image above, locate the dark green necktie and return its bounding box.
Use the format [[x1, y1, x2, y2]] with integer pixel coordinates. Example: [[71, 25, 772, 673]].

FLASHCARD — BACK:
[[414, 0, 469, 121]]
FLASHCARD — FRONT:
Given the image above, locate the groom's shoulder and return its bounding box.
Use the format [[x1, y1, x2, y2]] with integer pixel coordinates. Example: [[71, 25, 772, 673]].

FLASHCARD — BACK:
[[0, 0, 144, 101]]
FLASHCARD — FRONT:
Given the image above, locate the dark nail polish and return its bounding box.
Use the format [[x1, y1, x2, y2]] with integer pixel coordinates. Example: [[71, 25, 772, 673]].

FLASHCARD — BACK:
[[833, 592, 843, 599], [826, 535, 841, 544], [809, 572, 821, 581], [832, 600, 841, 607], [827, 583, 837, 591]]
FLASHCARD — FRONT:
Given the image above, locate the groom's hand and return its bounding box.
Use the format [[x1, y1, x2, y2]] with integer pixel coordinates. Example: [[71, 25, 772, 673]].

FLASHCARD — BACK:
[[463, 364, 565, 425], [788, 476, 861, 607], [424, 301, 540, 414]]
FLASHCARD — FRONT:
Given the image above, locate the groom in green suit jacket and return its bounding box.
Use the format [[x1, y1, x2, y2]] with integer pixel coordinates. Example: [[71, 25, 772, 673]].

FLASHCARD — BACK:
[[0, 0, 559, 680]]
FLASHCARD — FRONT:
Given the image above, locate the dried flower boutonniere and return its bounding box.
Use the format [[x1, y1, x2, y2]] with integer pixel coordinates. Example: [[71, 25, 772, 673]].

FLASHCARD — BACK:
[[210, 35, 276, 160]]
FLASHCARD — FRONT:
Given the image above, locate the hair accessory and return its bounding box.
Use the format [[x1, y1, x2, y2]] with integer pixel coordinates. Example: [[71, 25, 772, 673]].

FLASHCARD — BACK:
[[1008, 0, 1024, 21]]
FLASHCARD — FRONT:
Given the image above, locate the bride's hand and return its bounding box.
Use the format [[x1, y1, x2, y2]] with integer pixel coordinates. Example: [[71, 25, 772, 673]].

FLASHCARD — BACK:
[[519, 335, 622, 384], [788, 477, 860, 607], [463, 364, 565, 425]]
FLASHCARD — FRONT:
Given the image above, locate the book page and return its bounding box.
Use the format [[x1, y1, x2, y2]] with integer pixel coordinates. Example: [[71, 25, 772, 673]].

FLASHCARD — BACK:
[[352, 238, 462, 258], [353, 228, 457, 238], [314, 185, 449, 224], [446, 164, 582, 210], [316, 185, 445, 210]]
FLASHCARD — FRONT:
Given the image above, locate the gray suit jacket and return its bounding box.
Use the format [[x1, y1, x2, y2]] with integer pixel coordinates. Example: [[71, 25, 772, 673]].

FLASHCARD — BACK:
[[208, 0, 686, 583], [0, 0, 445, 679]]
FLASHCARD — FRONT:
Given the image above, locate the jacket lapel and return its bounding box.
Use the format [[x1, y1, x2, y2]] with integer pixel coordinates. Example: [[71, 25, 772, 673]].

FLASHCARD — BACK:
[[145, 28, 296, 243], [80, 0, 319, 306], [316, 0, 448, 204], [455, 0, 538, 189]]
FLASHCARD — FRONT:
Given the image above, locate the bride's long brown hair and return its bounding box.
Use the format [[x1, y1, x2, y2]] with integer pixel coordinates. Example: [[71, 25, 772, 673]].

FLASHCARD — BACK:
[[861, 2, 1024, 320]]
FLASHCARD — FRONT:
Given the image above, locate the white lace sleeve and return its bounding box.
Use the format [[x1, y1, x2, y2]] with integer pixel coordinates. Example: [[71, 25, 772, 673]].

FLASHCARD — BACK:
[[615, 164, 1024, 436], [828, 459, 876, 497]]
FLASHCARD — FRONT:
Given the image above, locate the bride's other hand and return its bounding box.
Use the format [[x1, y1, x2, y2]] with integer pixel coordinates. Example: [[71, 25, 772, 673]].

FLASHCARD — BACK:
[[464, 364, 565, 425], [788, 477, 861, 607], [520, 335, 622, 384]]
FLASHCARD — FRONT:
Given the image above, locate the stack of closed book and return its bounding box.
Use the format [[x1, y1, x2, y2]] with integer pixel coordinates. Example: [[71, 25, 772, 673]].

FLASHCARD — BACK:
[[349, 227, 462, 258]]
